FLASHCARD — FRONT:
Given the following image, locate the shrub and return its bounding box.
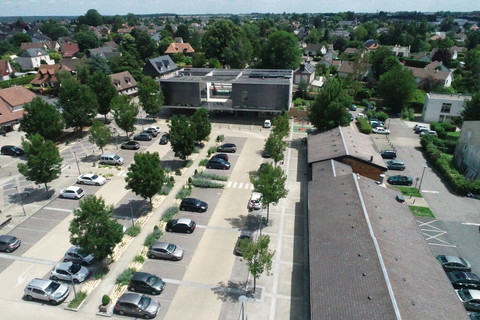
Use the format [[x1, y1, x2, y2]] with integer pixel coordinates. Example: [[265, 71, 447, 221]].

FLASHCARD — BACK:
[[125, 225, 141, 237], [207, 147, 217, 156], [162, 206, 179, 222], [400, 107, 415, 120], [176, 186, 192, 199], [133, 255, 145, 263], [116, 268, 136, 286], [194, 172, 229, 181], [68, 291, 88, 308], [356, 118, 372, 134], [199, 159, 209, 166], [144, 227, 162, 247], [170, 176, 175, 182], [216, 135, 224, 142], [186, 160, 194, 167], [192, 179, 225, 188], [160, 180, 174, 195], [193, 147, 200, 154], [101, 295, 111, 306], [375, 112, 389, 122], [175, 168, 182, 175]]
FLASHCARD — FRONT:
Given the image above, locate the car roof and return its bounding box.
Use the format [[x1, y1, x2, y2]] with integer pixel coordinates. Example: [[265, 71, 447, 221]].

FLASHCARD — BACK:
[[118, 292, 142, 304], [177, 218, 192, 224], [387, 160, 404, 164], [55, 261, 73, 270], [81, 173, 95, 178], [0, 234, 16, 241], [131, 272, 152, 281], [101, 153, 116, 157], [442, 255, 466, 264], [27, 278, 51, 289], [467, 289, 480, 300], [151, 241, 170, 250], [65, 186, 81, 192], [251, 192, 262, 199]]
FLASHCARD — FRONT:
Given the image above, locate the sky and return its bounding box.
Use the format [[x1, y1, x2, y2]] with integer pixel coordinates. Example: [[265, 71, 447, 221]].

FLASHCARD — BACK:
[[1, 0, 480, 17]]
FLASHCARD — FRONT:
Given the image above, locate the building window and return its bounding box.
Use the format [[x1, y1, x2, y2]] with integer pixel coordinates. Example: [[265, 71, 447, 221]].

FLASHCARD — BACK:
[[441, 103, 451, 113]]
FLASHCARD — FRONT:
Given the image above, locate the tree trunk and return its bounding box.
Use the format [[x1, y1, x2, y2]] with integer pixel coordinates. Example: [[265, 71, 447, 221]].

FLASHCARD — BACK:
[[266, 204, 270, 223], [44, 183, 48, 192], [253, 275, 256, 293]]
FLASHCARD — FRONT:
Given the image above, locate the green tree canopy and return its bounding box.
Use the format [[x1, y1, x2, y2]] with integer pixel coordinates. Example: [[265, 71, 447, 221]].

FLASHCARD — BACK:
[[39, 20, 69, 40], [224, 34, 252, 69], [376, 66, 417, 113], [20, 97, 64, 141], [264, 132, 287, 166], [462, 92, 480, 121], [190, 108, 211, 142], [369, 46, 400, 78], [308, 78, 352, 130], [74, 31, 99, 51], [78, 9, 103, 26], [18, 134, 62, 191], [111, 95, 138, 137], [272, 112, 290, 138], [168, 114, 196, 160], [135, 30, 157, 60], [202, 19, 243, 63], [10, 33, 32, 47], [88, 119, 111, 153], [138, 76, 164, 117], [261, 30, 302, 69], [88, 71, 117, 120], [69, 195, 123, 260], [125, 152, 165, 206], [241, 235, 275, 293], [89, 55, 111, 74]]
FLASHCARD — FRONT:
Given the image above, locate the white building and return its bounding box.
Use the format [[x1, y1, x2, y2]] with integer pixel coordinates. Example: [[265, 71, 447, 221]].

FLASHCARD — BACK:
[[422, 93, 471, 123]]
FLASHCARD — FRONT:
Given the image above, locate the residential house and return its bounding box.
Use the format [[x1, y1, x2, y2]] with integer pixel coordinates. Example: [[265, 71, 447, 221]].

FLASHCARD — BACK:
[[343, 47, 363, 58], [44, 40, 60, 52], [117, 27, 133, 35], [422, 93, 471, 123], [143, 55, 178, 79], [0, 86, 36, 129], [431, 46, 467, 60], [337, 61, 370, 79], [0, 60, 15, 81], [164, 42, 195, 56], [392, 45, 410, 57], [60, 42, 80, 58], [293, 63, 316, 85], [109, 71, 138, 96], [303, 44, 323, 56], [87, 46, 121, 59], [30, 64, 72, 88], [406, 65, 453, 88], [20, 42, 46, 51], [103, 41, 119, 49], [14, 48, 54, 70], [59, 57, 87, 72], [454, 121, 480, 180]]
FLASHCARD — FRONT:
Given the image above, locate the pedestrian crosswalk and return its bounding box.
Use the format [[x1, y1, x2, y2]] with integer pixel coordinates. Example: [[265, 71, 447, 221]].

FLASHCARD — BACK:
[[226, 181, 254, 190], [117, 170, 128, 177]]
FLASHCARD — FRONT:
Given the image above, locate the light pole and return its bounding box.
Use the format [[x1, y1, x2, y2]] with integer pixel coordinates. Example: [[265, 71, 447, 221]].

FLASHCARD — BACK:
[[238, 295, 247, 320], [128, 199, 135, 227], [73, 152, 81, 175], [418, 165, 428, 192], [15, 186, 26, 216]]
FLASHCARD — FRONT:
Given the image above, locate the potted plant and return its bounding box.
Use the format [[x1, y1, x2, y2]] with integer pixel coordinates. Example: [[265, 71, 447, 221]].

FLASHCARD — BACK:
[[99, 294, 111, 313]]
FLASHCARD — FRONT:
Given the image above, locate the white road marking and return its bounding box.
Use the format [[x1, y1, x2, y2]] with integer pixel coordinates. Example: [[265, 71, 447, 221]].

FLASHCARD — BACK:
[[16, 264, 34, 287], [238, 182, 244, 189], [421, 190, 439, 194], [232, 182, 238, 188], [227, 181, 232, 188], [26, 204, 73, 213], [462, 222, 480, 226]]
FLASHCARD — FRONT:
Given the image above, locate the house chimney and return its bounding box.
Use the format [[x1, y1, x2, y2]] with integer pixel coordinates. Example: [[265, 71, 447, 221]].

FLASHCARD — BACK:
[[378, 174, 386, 185], [370, 156, 373, 162]]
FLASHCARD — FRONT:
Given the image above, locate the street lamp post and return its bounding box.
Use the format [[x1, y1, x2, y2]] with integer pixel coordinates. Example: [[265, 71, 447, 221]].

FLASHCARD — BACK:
[[418, 165, 428, 192], [15, 186, 26, 216], [238, 295, 247, 320], [73, 152, 81, 175]]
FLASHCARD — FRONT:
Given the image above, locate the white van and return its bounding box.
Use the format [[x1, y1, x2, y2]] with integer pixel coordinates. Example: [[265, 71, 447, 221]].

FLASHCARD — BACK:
[[99, 153, 124, 165]]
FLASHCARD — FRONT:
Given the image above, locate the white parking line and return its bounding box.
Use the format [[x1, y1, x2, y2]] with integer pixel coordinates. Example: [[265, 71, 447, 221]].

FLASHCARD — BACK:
[[29, 216, 64, 222], [421, 190, 439, 194], [26, 204, 73, 213], [15, 227, 49, 233], [0, 254, 58, 266]]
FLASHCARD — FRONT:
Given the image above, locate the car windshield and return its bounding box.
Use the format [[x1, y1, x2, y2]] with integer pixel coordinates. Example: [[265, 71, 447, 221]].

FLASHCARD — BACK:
[[114, 155, 120, 160], [45, 282, 60, 294], [91, 175, 98, 180], [76, 188, 84, 194], [7, 237, 16, 244], [69, 264, 82, 273], [138, 296, 151, 309], [146, 275, 159, 286], [166, 244, 176, 253], [458, 289, 472, 300]]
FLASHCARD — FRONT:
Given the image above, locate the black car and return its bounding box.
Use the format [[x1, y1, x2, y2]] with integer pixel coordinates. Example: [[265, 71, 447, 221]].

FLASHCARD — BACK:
[[206, 157, 230, 170], [212, 153, 229, 162], [159, 134, 169, 145], [447, 271, 480, 289], [380, 150, 397, 159], [134, 133, 153, 141], [217, 143, 237, 153], [120, 141, 140, 150], [142, 129, 158, 137], [387, 175, 413, 186], [179, 198, 208, 212], [234, 234, 253, 256], [1, 145, 24, 156], [128, 272, 166, 295], [166, 218, 196, 233]]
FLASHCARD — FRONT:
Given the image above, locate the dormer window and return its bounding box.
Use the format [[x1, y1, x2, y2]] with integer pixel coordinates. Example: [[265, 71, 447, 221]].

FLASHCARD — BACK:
[[114, 80, 120, 87], [124, 77, 130, 84]]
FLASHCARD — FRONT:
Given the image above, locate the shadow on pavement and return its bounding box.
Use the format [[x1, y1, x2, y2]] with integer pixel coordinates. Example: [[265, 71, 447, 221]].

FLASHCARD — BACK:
[[212, 280, 252, 302], [113, 199, 149, 220], [225, 214, 263, 232], [8, 187, 55, 205]]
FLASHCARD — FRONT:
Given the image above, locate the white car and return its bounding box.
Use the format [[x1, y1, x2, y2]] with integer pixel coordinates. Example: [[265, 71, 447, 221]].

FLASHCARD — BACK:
[[59, 186, 85, 200], [77, 173, 106, 186], [373, 127, 390, 135], [51, 261, 90, 284], [146, 126, 161, 134], [263, 120, 271, 128], [248, 192, 263, 210]]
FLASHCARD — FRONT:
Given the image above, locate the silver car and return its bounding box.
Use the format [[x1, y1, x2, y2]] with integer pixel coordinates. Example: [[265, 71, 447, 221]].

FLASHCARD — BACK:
[[77, 173, 106, 186], [24, 278, 70, 304], [147, 242, 184, 261], [63, 246, 95, 265], [114, 293, 160, 319], [51, 261, 90, 283]]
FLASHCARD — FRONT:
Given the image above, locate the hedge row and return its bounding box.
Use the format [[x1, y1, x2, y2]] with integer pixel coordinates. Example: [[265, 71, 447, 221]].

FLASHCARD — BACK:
[[429, 122, 457, 139], [356, 118, 372, 134], [0, 75, 35, 88], [420, 136, 480, 195]]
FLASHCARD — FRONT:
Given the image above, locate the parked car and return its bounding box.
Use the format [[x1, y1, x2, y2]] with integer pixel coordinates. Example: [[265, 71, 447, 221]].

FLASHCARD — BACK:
[[1, 145, 24, 156], [387, 175, 413, 186], [145, 126, 161, 134], [414, 124, 427, 131], [77, 173, 106, 186], [59, 186, 85, 200], [128, 272, 166, 295], [263, 119, 272, 128], [234, 234, 253, 256], [217, 143, 237, 153], [386, 160, 405, 171], [349, 104, 357, 111], [0, 234, 21, 252], [143, 128, 158, 137], [370, 121, 385, 128], [262, 149, 271, 158], [469, 312, 480, 320], [51, 262, 90, 283], [447, 271, 480, 289], [134, 133, 153, 141], [121, 140, 140, 150], [248, 192, 262, 210], [380, 150, 397, 159], [206, 157, 230, 170], [420, 130, 437, 137], [415, 126, 429, 134], [179, 198, 208, 212], [437, 255, 472, 272], [159, 134, 169, 145], [114, 293, 160, 319], [24, 278, 70, 304], [373, 127, 390, 134], [100, 153, 124, 165], [457, 289, 480, 312], [356, 113, 366, 119], [63, 246, 95, 265], [212, 153, 229, 162], [147, 242, 184, 261], [166, 218, 196, 234]]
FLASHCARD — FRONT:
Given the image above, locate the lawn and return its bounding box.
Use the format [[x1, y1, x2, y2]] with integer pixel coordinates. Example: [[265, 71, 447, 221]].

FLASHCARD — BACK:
[[397, 187, 422, 197], [409, 206, 435, 218]]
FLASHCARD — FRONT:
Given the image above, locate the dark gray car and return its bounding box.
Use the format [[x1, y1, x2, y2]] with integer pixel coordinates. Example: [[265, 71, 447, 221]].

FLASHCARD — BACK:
[[114, 293, 160, 319], [63, 246, 95, 265], [0, 235, 21, 252], [180, 197, 208, 212], [128, 272, 166, 295]]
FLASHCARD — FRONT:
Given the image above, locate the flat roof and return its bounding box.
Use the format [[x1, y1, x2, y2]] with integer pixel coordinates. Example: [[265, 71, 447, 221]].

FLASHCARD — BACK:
[[426, 92, 472, 101]]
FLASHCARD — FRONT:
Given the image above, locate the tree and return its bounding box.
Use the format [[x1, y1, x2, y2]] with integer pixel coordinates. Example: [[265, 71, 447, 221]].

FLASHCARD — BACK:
[[241, 235, 275, 293], [135, 30, 157, 60], [308, 78, 352, 130], [138, 76, 164, 117], [89, 120, 111, 153], [20, 98, 64, 141], [370, 46, 400, 78], [224, 35, 252, 69], [10, 33, 32, 47], [272, 112, 290, 138], [158, 37, 173, 55], [261, 31, 302, 69], [125, 152, 165, 206], [297, 79, 308, 100], [202, 19, 243, 62], [251, 163, 288, 222], [89, 55, 111, 74], [190, 108, 211, 142], [58, 75, 99, 131], [264, 132, 287, 166], [462, 92, 480, 121], [78, 9, 103, 26], [168, 114, 196, 160], [176, 24, 190, 41], [69, 195, 123, 261], [111, 95, 138, 138], [39, 20, 69, 40], [88, 72, 117, 120], [74, 31, 99, 51], [376, 66, 417, 113], [18, 134, 62, 191]]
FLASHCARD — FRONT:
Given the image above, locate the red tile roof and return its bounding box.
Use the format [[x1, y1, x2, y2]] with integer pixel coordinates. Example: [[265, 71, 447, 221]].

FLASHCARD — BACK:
[[0, 60, 15, 77], [60, 43, 80, 58], [30, 64, 72, 86], [164, 42, 195, 54], [0, 86, 35, 125]]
